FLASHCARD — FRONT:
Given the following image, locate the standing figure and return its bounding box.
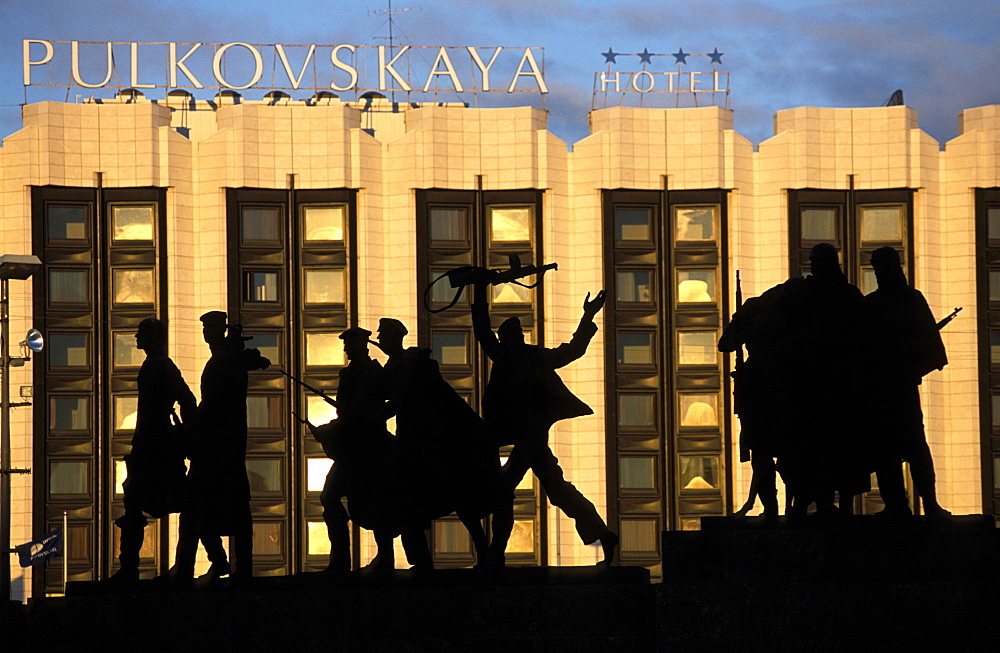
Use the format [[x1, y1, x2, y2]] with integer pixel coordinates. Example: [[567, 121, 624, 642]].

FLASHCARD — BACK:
[[472, 280, 618, 567], [864, 246, 950, 519], [172, 311, 269, 580], [376, 318, 496, 569], [111, 318, 195, 581]]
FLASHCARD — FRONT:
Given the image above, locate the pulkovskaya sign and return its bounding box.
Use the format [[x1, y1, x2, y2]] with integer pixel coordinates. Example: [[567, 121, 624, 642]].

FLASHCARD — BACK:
[[22, 40, 548, 94]]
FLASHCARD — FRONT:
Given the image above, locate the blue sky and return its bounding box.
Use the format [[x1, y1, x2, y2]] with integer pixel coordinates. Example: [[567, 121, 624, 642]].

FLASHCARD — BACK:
[[2, 0, 998, 147]]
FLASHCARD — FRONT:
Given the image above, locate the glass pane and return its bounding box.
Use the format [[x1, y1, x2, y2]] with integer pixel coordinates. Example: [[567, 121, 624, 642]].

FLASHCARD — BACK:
[[432, 333, 468, 365], [680, 518, 701, 531], [860, 267, 878, 295], [490, 206, 532, 242], [675, 206, 715, 241], [991, 271, 1000, 303], [307, 395, 338, 426], [114, 333, 145, 367], [993, 395, 1000, 429], [493, 283, 531, 303], [49, 333, 88, 367], [677, 270, 715, 303], [306, 333, 345, 366], [50, 396, 89, 431], [113, 269, 155, 304], [307, 458, 333, 492], [246, 459, 282, 493], [247, 333, 279, 365], [677, 332, 716, 366], [48, 205, 88, 240], [247, 395, 281, 429], [113, 521, 156, 562], [241, 207, 280, 242], [307, 521, 331, 556], [252, 522, 283, 556], [505, 519, 534, 554], [431, 273, 466, 304], [860, 205, 903, 242], [680, 456, 720, 490], [621, 519, 657, 553], [499, 456, 534, 491], [992, 333, 1000, 365], [112, 205, 155, 241], [801, 208, 837, 241], [247, 271, 279, 302], [433, 521, 469, 554], [679, 395, 718, 427], [616, 270, 653, 303], [50, 460, 88, 495], [990, 207, 1000, 240], [619, 394, 655, 428], [618, 332, 653, 365], [995, 458, 1000, 491], [114, 396, 138, 431], [620, 457, 656, 489], [115, 460, 127, 494], [304, 269, 345, 304], [615, 208, 652, 241], [303, 205, 345, 242], [430, 207, 467, 241], [49, 269, 88, 303]]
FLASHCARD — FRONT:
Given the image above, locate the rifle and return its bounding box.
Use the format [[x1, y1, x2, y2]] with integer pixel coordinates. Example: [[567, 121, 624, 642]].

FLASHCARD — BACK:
[[735, 270, 745, 370], [936, 307, 962, 331], [276, 369, 338, 409], [424, 254, 558, 314]]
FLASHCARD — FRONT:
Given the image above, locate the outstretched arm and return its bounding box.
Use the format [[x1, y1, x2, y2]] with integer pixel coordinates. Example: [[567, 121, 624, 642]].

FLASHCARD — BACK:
[[547, 291, 604, 368]]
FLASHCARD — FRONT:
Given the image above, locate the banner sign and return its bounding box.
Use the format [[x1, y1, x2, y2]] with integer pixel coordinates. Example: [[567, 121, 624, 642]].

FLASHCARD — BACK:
[[22, 40, 548, 94]]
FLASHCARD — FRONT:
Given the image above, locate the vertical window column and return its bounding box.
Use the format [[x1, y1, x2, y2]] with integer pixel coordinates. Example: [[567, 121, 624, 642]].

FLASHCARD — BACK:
[[977, 189, 1000, 517]]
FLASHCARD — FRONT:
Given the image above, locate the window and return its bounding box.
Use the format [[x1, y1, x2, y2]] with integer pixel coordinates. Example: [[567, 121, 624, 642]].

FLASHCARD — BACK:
[[676, 270, 715, 304], [246, 333, 280, 365], [246, 459, 282, 494], [304, 269, 345, 304], [621, 519, 658, 553], [48, 269, 89, 305], [302, 205, 345, 242], [618, 393, 656, 428], [50, 396, 89, 432], [489, 205, 532, 243], [307, 522, 331, 555], [111, 205, 155, 242], [675, 205, 716, 242], [115, 460, 127, 495], [306, 458, 333, 492], [305, 333, 345, 367], [252, 522, 283, 557], [801, 207, 838, 241], [112, 269, 155, 305], [620, 457, 656, 490], [433, 521, 470, 554], [429, 207, 468, 242], [616, 270, 653, 304], [48, 333, 88, 368], [307, 395, 338, 426], [677, 332, 717, 366], [679, 395, 718, 428], [247, 395, 282, 430], [49, 460, 89, 496], [615, 208, 653, 242], [989, 206, 1000, 240], [47, 204, 88, 242], [859, 204, 904, 242], [113, 332, 145, 368], [618, 332, 654, 365], [432, 332, 468, 366], [679, 456, 720, 491], [241, 207, 281, 243], [505, 520, 535, 554], [246, 271, 280, 303], [492, 283, 530, 304], [114, 396, 138, 432]]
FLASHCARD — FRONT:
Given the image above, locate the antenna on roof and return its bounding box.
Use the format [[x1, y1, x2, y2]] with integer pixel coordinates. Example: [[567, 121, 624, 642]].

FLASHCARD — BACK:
[[883, 89, 904, 107], [368, 1, 421, 103]]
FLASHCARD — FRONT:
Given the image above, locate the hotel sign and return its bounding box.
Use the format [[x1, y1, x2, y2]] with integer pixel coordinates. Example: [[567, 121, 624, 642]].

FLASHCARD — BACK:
[[592, 47, 730, 103], [22, 40, 548, 94]]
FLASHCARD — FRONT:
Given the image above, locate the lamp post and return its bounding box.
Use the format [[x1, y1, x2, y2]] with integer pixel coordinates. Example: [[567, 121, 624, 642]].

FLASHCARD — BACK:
[[1, 254, 42, 608]]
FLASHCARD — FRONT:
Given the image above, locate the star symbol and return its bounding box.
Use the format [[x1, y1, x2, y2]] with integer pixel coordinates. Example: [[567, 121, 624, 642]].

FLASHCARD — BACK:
[[672, 48, 689, 64], [708, 48, 724, 65], [602, 48, 620, 64], [638, 48, 654, 65]]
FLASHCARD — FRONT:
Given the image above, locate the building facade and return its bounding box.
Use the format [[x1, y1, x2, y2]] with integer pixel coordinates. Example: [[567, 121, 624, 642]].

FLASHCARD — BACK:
[[2, 91, 997, 598]]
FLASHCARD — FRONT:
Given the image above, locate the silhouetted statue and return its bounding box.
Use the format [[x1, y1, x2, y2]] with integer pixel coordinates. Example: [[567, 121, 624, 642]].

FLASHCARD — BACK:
[[863, 246, 950, 519], [110, 318, 195, 581], [471, 280, 619, 566], [170, 311, 269, 580], [375, 318, 496, 569]]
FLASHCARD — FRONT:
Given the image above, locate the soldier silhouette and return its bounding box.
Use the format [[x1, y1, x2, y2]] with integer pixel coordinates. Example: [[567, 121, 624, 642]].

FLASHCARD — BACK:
[[170, 311, 269, 580], [863, 246, 950, 519], [471, 279, 618, 566], [110, 318, 195, 581], [375, 318, 496, 569]]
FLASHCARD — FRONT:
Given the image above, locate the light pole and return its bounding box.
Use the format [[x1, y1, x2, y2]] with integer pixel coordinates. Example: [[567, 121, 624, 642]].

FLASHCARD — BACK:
[[1, 254, 42, 608]]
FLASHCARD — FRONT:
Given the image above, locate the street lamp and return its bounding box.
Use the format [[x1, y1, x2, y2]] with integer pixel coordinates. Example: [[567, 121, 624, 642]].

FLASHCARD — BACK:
[[1, 254, 42, 608]]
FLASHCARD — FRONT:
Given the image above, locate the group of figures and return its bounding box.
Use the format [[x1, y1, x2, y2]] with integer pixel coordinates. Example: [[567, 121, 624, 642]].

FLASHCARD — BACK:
[[113, 271, 618, 580], [721, 244, 952, 520]]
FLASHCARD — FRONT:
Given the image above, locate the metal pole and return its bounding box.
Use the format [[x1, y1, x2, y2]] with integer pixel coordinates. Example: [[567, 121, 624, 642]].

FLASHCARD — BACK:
[[1, 275, 12, 605], [62, 511, 68, 595]]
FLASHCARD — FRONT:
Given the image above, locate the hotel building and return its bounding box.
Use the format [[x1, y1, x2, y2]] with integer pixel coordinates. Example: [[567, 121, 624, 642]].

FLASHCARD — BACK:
[[1, 89, 997, 599]]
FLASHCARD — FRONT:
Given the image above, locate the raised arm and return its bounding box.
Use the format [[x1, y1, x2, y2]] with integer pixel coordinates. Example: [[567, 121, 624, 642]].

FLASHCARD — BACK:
[[546, 291, 604, 369]]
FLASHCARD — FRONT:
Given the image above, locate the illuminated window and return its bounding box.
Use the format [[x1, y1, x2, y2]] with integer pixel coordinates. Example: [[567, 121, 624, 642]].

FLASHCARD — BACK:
[[430, 207, 468, 242], [432, 333, 468, 365], [499, 457, 534, 491], [50, 396, 89, 431], [616, 270, 653, 303], [114, 396, 138, 432], [800, 207, 838, 241], [615, 208, 652, 242], [247, 333, 280, 365], [247, 395, 281, 430], [48, 333, 88, 368], [860, 267, 878, 295], [246, 271, 279, 303], [307, 521, 331, 555], [679, 395, 718, 428], [676, 270, 715, 303], [252, 522, 283, 557], [49, 269, 88, 304], [675, 206, 715, 242], [618, 394, 655, 428], [859, 204, 904, 242], [307, 395, 338, 426], [307, 458, 333, 492], [305, 333, 345, 367], [505, 519, 535, 554], [490, 206, 532, 242], [433, 521, 469, 554], [304, 269, 345, 304], [50, 460, 89, 496], [115, 460, 127, 495], [303, 205, 345, 242], [677, 332, 716, 366], [492, 283, 531, 303], [620, 457, 656, 490], [680, 456, 720, 491], [621, 519, 657, 553], [114, 332, 145, 368], [48, 205, 88, 241], [111, 205, 155, 241], [680, 518, 701, 531], [241, 207, 281, 243], [618, 332, 653, 365], [112, 269, 155, 305], [246, 459, 282, 493]]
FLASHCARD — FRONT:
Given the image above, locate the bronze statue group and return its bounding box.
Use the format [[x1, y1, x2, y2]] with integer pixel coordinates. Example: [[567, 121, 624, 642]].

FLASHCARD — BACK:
[[111, 270, 618, 580], [722, 244, 952, 520]]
